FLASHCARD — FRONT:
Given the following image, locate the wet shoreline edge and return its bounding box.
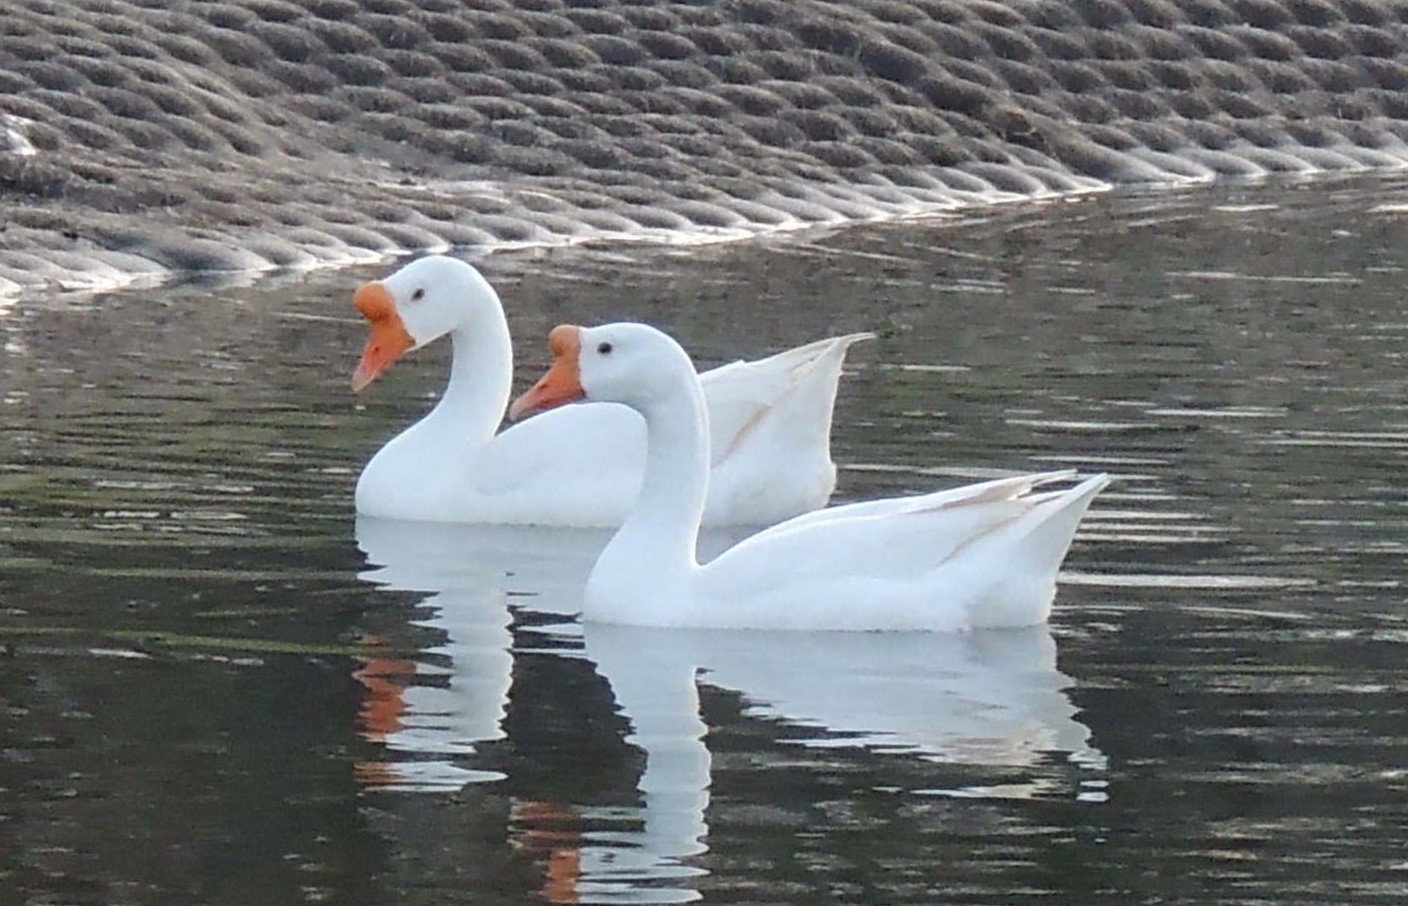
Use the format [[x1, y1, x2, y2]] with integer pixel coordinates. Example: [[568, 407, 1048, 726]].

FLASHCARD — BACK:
[[6, 1, 1408, 297]]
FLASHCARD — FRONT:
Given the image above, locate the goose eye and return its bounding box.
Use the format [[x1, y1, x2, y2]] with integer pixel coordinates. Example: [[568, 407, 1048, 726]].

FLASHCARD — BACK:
[[411, 287, 425, 301], [597, 341, 613, 355]]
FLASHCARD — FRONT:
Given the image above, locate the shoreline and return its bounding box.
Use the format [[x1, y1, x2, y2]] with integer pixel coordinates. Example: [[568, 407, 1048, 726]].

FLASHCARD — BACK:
[[6, 1, 1408, 297]]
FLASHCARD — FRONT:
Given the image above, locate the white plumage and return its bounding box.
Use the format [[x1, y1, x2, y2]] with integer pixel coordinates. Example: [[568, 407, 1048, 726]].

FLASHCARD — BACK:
[[513, 321, 1109, 632], [352, 255, 869, 526]]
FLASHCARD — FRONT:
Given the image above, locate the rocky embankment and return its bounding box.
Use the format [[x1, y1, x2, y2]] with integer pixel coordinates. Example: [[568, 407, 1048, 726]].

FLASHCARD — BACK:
[[4, 0, 1408, 295]]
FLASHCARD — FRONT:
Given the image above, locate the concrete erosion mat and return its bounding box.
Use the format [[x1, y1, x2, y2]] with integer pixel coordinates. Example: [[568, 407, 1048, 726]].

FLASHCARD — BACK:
[[5, 0, 1408, 296]]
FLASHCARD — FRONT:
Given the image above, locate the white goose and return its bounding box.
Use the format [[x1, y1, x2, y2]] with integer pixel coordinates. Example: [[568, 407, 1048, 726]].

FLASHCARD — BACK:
[[510, 322, 1110, 631], [352, 255, 870, 527]]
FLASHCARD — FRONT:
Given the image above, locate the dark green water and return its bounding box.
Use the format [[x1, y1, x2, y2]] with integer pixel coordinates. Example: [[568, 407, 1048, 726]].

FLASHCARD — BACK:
[[3, 174, 1408, 904]]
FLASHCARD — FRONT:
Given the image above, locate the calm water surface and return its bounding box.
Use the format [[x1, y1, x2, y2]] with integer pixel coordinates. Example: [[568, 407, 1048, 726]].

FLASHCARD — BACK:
[[3, 175, 1408, 904]]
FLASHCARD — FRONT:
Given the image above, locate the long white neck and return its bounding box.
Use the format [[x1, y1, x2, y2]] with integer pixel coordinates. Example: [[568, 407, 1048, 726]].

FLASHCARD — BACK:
[[601, 377, 710, 576], [420, 303, 514, 446]]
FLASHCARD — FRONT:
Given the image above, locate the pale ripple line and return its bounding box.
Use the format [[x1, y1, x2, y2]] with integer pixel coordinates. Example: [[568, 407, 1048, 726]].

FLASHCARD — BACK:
[[1262, 438, 1408, 449], [1078, 531, 1228, 544], [1146, 407, 1289, 418], [1060, 571, 1316, 590], [1210, 204, 1280, 214], [1166, 270, 1362, 285], [785, 241, 917, 265], [1273, 430, 1408, 440], [1076, 603, 1319, 623], [1005, 418, 1173, 432], [913, 778, 1076, 801], [871, 362, 973, 373], [1030, 454, 1172, 466], [1085, 509, 1211, 521]]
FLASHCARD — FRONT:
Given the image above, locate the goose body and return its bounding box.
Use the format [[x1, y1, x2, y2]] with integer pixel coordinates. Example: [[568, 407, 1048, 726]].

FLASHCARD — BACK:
[[512, 322, 1109, 632], [351, 255, 869, 527]]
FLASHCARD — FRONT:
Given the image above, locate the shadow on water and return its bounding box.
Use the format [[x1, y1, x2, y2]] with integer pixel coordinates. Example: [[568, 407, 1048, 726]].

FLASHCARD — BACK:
[[3, 173, 1408, 902]]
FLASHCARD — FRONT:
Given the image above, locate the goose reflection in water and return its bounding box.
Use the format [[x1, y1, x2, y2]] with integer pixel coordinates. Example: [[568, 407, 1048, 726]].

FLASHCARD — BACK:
[[351, 517, 1106, 902]]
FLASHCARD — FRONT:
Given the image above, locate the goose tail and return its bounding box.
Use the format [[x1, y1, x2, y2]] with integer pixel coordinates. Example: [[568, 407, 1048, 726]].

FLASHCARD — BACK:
[[779, 331, 875, 445], [1019, 473, 1110, 577], [959, 472, 1108, 630]]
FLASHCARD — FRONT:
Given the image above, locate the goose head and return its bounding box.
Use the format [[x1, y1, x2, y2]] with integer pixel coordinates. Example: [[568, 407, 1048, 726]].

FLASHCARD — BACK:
[[351, 255, 502, 391], [509, 323, 695, 420]]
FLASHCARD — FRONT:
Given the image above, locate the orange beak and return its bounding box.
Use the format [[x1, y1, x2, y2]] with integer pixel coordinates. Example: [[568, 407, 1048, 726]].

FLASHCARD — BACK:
[[352, 281, 415, 392], [509, 325, 584, 421]]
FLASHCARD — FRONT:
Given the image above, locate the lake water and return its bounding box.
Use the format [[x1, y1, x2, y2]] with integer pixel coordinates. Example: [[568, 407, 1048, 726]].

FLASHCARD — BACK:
[[3, 174, 1408, 904]]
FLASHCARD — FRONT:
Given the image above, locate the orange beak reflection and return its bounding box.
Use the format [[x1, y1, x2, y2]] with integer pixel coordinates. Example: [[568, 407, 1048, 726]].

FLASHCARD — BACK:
[[509, 325, 584, 421], [352, 281, 415, 392]]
